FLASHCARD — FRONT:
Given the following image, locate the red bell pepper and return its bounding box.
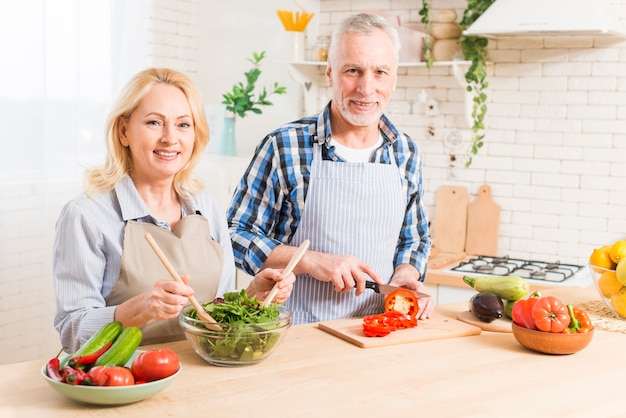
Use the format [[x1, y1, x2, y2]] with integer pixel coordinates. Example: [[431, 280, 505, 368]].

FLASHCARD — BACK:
[[511, 291, 540, 330], [384, 288, 419, 326], [362, 288, 420, 337], [531, 295, 570, 333], [362, 314, 397, 337]]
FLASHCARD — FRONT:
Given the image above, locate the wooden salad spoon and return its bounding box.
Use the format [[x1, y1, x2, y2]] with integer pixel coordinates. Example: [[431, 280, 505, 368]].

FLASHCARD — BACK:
[[262, 239, 310, 308], [144, 233, 222, 331]]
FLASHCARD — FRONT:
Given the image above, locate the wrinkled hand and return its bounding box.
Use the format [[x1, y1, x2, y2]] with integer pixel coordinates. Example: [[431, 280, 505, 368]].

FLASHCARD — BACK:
[[305, 252, 382, 295], [140, 274, 195, 320], [252, 268, 296, 303]]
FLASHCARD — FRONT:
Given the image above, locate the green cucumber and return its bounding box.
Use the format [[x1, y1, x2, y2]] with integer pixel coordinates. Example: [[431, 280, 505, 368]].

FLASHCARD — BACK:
[[463, 275, 530, 301], [94, 326, 142, 367], [64, 321, 123, 367]]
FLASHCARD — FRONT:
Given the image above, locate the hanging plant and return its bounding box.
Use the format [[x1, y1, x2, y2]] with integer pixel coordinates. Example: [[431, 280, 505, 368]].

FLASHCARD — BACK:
[[459, 0, 495, 167], [417, 0, 494, 167], [418, 0, 434, 68]]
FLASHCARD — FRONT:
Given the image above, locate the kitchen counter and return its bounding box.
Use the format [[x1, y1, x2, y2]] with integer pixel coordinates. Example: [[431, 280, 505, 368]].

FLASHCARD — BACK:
[[2, 286, 621, 417]]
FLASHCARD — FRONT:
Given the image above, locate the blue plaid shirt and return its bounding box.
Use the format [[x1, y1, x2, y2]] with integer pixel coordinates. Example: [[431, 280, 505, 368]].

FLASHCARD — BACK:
[[226, 102, 431, 279]]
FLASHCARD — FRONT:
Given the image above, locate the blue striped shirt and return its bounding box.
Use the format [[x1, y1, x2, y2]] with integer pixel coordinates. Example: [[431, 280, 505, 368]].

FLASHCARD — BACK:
[[53, 175, 236, 352], [227, 102, 431, 278]]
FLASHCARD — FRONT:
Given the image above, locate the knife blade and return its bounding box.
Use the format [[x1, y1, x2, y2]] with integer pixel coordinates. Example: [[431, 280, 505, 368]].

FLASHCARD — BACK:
[[364, 281, 431, 299]]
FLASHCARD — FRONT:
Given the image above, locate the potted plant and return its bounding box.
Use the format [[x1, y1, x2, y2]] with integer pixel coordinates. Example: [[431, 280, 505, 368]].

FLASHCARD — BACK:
[[219, 51, 287, 156], [419, 0, 494, 167]]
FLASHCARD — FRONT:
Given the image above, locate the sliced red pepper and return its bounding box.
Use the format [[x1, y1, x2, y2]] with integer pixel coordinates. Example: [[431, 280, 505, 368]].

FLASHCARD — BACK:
[[362, 314, 397, 337], [384, 288, 419, 323], [67, 342, 112, 368]]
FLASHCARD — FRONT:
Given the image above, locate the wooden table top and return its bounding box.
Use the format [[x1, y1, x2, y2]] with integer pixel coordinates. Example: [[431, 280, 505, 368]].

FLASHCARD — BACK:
[[1, 286, 621, 417]]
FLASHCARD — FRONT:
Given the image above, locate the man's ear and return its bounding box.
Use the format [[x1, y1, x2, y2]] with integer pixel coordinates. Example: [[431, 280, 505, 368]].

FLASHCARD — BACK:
[[325, 65, 333, 87]]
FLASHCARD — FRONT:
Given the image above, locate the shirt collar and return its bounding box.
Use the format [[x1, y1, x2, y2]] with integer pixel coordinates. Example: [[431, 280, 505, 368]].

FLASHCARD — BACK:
[[115, 175, 199, 222]]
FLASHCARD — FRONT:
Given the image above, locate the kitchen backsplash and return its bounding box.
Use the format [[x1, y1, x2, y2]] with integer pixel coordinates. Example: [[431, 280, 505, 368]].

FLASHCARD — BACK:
[[2, 0, 626, 364]]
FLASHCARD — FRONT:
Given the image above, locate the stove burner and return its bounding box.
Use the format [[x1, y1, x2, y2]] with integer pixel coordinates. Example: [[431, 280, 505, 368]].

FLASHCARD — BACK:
[[491, 256, 509, 265], [473, 264, 495, 272], [449, 255, 583, 283], [530, 270, 546, 279], [545, 262, 560, 270]]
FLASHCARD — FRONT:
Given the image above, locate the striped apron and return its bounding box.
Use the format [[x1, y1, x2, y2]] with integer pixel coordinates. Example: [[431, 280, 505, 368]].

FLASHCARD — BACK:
[[285, 141, 406, 324]]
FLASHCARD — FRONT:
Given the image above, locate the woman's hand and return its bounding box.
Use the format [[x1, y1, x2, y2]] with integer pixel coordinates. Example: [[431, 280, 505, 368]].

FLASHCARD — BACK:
[[116, 275, 194, 326], [249, 269, 296, 303]]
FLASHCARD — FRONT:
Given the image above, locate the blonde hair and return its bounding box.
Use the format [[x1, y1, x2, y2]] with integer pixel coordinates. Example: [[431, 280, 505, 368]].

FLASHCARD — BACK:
[[85, 68, 209, 197]]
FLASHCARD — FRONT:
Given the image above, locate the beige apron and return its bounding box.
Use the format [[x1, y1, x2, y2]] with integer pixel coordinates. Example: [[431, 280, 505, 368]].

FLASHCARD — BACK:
[[106, 214, 223, 345]]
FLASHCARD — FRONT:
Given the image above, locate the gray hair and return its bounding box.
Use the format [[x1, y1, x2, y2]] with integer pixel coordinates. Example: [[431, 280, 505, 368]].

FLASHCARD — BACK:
[[328, 13, 401, 65]]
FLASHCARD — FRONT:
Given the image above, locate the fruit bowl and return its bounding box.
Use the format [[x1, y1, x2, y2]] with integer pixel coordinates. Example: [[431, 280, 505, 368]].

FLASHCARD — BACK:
[[41, 350, 181, 405], [511, 322, 594, 355], [179, 304, 292, 367], [590, 263, 626, 319]]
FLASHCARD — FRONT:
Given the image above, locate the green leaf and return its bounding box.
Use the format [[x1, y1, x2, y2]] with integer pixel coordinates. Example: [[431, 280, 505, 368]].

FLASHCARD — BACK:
[[221, 51, 287, 119]]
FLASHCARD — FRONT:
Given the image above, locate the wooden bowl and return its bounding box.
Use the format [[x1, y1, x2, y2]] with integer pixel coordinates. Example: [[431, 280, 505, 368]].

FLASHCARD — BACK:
[[511, 322, 594, 355]]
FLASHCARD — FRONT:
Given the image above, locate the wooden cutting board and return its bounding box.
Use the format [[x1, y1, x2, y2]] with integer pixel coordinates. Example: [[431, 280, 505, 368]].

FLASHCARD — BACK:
[[318, 312, 481, 348], [456, 311, 512, 333], [432, 185, 470, 253], [465, 184, 501, 256]]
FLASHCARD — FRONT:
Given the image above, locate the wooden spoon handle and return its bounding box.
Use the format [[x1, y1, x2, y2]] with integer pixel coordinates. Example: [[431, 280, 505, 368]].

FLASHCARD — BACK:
[[144, 233, 221, 329], [262, 239, 310, 307]]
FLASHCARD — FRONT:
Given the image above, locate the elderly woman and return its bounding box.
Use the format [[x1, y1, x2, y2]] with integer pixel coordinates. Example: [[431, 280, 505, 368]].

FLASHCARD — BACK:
[[53, 68, 294, 352]]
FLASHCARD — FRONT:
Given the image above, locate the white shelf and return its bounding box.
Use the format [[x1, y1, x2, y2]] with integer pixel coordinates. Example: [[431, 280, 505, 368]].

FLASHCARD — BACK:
[[287, 60, 473, 124]]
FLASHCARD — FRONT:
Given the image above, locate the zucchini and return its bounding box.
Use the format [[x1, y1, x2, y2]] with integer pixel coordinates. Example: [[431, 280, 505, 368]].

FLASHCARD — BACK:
[[94, 326, 142, 367], [463, 275, 529, 301], [65, 321, 123, 367]]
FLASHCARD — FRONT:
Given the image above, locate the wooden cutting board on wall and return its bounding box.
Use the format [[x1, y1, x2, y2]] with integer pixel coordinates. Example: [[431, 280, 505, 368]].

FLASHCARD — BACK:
[[465, 184, 501, 256], [431, 185, 470, 253]]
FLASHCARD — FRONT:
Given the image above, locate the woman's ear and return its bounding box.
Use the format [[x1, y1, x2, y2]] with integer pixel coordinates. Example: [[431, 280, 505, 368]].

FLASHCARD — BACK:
[[118, 117, 129, 147]]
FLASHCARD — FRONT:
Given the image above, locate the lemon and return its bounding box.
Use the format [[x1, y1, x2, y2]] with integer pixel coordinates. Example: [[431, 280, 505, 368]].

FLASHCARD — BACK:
[[598, 269, 623, 298], [609, 240, 626, 264], [611, 287, 626, 318], [589, 247, 616, 272], [616, 259, 626, 286]]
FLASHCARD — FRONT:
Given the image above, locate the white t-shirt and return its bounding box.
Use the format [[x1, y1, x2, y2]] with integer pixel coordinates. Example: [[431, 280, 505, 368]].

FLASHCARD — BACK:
[[330, 133, 384, 163]]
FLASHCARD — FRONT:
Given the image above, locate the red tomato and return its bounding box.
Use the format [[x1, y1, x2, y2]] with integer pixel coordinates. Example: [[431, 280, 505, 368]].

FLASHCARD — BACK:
[[88, 366, 135, 386], [531, 296, 570, 333], [131, 349, 179, 382]]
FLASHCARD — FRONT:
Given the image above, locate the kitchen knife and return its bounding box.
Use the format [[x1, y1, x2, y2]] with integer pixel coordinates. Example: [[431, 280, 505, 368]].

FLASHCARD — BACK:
[[365, 281, 431, 299]]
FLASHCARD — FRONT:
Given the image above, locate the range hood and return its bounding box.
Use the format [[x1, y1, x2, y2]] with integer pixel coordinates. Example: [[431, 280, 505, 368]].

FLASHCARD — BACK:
[[463, 0, 626, 38]]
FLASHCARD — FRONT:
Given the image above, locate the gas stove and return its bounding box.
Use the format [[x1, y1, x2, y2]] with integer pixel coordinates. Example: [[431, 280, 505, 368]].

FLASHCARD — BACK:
[[448, 255, 591, 287]]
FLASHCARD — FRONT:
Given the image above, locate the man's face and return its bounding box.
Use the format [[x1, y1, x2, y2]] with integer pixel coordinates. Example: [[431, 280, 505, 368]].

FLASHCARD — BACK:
[[326, 29, 397, 128]]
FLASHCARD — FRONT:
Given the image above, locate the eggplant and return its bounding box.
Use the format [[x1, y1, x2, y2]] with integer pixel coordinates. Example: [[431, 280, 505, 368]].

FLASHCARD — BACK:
[[469, 292, 504, 323]]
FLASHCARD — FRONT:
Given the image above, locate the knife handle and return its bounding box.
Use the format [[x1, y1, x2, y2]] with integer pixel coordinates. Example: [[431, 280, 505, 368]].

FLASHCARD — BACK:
[[364, 281, 379, 293]]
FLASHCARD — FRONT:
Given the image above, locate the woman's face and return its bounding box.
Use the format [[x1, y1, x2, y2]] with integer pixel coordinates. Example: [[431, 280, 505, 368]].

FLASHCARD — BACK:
[[119, 83, 195, 183]]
